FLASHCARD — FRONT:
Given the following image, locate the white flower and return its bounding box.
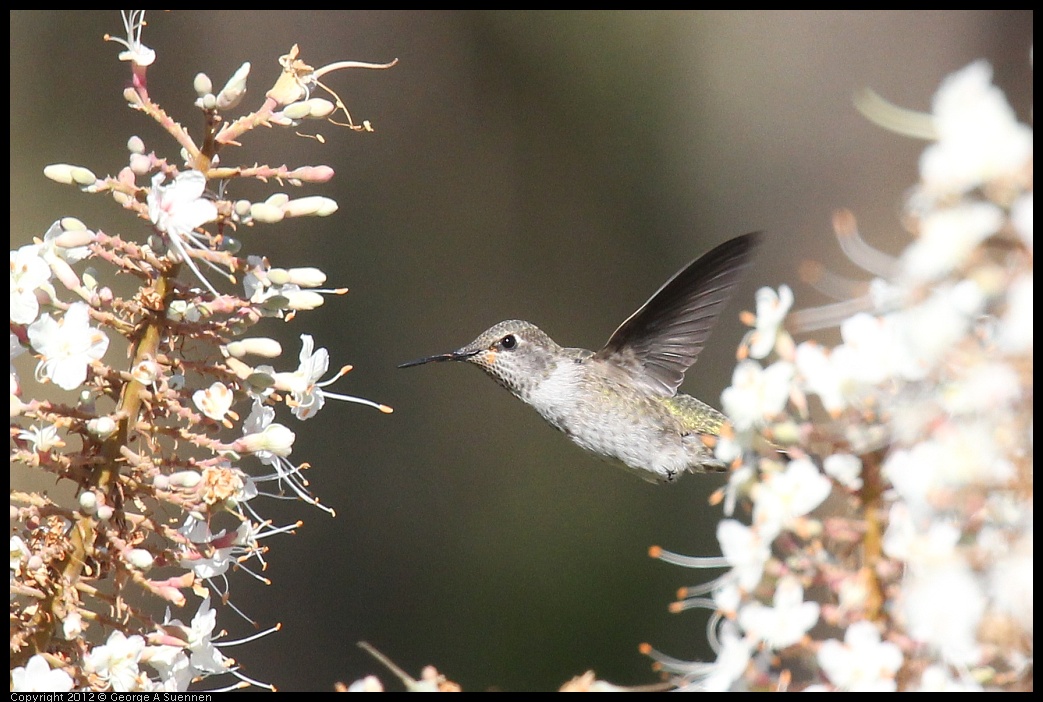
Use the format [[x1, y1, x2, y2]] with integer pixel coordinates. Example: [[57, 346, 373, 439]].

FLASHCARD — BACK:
[[720, 360, 794, 432], [833, 313, 906, 385], [751, 458, 831, 540], [10, 244, 52, 324], [932, 421, 1015, 488], [712, 581, 742, 615], [272, 335, 391, 420], [180, 524, 243, 580], [193, 382, 235, 421], [1011, 192, 1032, 251], [901, 202, 1003, 283], [62, 611, 83, 640], [84, 630, 149, 691], [184, 597, 233, 674], [746, 285, 793, 359], [347, 675, 385, 692], [272, 334, 332, 420], [987, 532, 1033, 632], [10, 535, 30, 573], [999, 274, 1032, 353], [148, 171, 220, 295], [823, 453, 862, 490], [11, 654, 75, 692], [716, 519, 770, 591], [942, 361, 1021, 416], [896, 281, 983, 377], [919, 60, 1032, 196], [713, 430, 750, 515], [688, 622, 752, 692], [166, 299, 204, 323], [142, 645, 192, 692], [912, 665, 983, 692], [817, 621, 903, 691], [737, 576, 819, 650], [238, 400, 332, 514], [18, 423, 65, 452], [27, 302, 109, 391], [795, 342, 849, 416], [149, 171, 217, 236], [105, 10, 156, 67], [11, 331, 26, 402], [902, 559, 984, 665]]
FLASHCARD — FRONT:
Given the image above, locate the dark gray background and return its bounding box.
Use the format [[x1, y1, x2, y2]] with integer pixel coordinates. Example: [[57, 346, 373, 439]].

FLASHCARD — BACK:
[[11, 11, 1032, 691]]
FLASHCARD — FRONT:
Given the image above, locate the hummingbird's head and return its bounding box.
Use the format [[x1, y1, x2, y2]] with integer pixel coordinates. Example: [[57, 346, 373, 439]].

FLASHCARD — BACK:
[[399, 320, 562, 396]]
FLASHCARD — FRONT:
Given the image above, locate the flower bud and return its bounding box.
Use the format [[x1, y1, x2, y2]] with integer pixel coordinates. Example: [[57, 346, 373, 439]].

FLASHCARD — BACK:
[[194, 72, 213, 97], [282, 290, 325, 311], [282, 196, 338, 218], [129, 152, 152, 175], [87, 416, 118, 440], [225, 337, 283, 358], [44, 164, 98, 186], [304, 98, 336, 118], [249, 202, 285, 223], [126, 548, 154, 571], [239, 423, 295, 457], [52, 228, 96, 250], [132, 359, 160, 384], [268, 267, 327, 288], [78, 491, 98, 514], [216, 62, 250, 110], [264, 193, 290, 208], [62, 611, 83, 640], [282, 101, 313, 120], [167, 471, 203, 489]]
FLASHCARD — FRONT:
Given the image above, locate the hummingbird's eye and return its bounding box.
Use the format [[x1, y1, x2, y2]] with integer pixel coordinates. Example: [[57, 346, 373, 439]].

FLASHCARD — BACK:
[[500, 334, 517, 350]]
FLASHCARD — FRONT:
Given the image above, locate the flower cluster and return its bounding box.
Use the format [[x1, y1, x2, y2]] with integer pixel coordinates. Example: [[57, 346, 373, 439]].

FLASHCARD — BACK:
[[11, 11, 394, 692], [647, 59, 1032, 691]]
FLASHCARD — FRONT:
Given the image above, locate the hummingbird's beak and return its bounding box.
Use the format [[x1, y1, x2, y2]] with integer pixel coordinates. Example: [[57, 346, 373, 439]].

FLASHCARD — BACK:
[[397, 349, 479, 368]]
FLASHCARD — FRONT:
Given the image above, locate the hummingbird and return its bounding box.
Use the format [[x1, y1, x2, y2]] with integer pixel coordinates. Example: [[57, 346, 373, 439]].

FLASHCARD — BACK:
[[399, 232, 762, 483]]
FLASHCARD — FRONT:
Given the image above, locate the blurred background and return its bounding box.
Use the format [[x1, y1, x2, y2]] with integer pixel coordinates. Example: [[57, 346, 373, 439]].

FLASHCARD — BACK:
[[10, 11, 1033, 691]]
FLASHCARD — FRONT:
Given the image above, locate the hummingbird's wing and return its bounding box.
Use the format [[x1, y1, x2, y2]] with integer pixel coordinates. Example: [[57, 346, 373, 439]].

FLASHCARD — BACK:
[[593, 232, 762, 396]]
